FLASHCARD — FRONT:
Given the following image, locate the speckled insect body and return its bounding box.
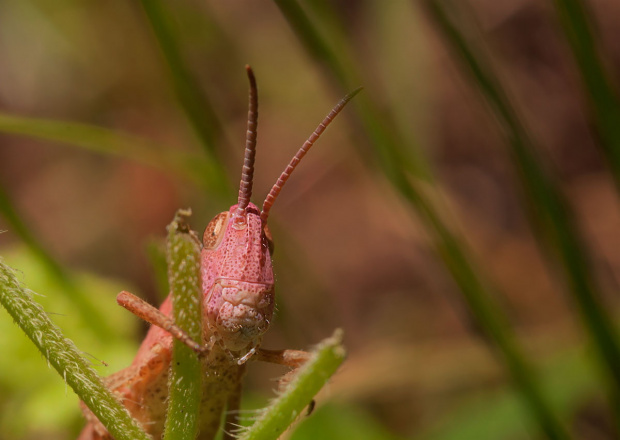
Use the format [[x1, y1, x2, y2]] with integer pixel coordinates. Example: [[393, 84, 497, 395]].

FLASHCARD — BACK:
[[78, 66, 359, 440]]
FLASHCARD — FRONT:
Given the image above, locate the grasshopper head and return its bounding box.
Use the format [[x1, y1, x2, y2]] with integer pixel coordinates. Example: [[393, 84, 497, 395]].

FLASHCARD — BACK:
[[200, 66, 359, 356], [201, 202, 274, 354]]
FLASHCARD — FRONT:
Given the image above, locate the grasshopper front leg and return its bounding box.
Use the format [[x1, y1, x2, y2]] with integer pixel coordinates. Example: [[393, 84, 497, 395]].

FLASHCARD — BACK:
[[255, 348, 313, 398], [117, 291, 207, 354], [118, 292, 312, 370], [255, 348, 311, 368], [118, 291, 314, 413]]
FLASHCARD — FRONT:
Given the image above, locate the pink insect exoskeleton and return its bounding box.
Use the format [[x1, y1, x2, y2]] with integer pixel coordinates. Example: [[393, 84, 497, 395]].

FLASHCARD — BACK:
[[78, 65, 360, 440]]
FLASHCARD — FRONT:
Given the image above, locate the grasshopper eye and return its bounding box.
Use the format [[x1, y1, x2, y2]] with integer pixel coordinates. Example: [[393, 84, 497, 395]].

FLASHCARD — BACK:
[[203, 212, 230, 249]]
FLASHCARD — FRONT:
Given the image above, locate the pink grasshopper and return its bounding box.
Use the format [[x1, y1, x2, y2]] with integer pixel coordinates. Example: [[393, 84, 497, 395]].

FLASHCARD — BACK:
[[79, 66, 360, 439]]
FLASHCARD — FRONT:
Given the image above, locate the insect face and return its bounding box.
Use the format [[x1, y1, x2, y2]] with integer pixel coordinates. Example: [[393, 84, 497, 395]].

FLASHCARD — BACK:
[[201, 202, 275, 354]]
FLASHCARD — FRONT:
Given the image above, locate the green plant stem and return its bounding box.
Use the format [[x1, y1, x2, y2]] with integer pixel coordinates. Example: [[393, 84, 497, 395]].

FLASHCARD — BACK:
[[552, 0, 620, 190], [425, 0, 620, 426], [238, 330, 346, 440], [163, 210, 203, 440], [0, 259, 150, 440], [273, 1, 568, 439]]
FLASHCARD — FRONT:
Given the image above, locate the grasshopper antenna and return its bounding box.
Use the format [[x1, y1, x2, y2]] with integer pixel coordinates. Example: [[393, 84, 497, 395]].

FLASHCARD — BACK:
[[260, 87, 362, 224], [235, 65, 258, 222]]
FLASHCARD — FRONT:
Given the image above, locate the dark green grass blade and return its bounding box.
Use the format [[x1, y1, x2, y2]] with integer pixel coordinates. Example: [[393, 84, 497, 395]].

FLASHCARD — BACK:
[[163, 210, 203, 440], [0, 259, 150, 440], [425, 0, 620, 425], [272, 1, 569, 438], [552, 0, 620, 189], [422, 197, 572, 440], [138, 0, 229, 169]]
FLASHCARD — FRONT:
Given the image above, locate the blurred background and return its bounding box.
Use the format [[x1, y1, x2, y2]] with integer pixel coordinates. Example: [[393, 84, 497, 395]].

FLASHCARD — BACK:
[[1, 0, 619, 439]]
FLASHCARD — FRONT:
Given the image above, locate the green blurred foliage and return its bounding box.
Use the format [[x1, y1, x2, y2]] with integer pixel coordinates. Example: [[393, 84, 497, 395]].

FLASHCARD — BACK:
[[291, 403, 403, 440], [0, 246, 138, 438]]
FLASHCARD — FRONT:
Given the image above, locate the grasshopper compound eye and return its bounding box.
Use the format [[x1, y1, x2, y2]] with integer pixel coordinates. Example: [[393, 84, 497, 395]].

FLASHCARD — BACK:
[[203, 212, 229, 249]]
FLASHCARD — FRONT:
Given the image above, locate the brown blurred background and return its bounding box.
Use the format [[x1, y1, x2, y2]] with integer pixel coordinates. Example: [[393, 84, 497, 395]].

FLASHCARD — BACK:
[[1, 0, 619, 439]]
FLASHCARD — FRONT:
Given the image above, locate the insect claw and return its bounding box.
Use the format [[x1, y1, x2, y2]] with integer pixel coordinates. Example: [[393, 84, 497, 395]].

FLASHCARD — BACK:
[[237, 346, 257, 365], [196, 338, 216, 358], [196, 346, 210, 358]]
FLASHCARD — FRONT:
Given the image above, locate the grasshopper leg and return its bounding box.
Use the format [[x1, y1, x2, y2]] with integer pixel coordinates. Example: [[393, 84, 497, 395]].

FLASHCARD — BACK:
[[255, 348, 315, 414], [254, 348, 310, 368], [117, 291, 206, 354]]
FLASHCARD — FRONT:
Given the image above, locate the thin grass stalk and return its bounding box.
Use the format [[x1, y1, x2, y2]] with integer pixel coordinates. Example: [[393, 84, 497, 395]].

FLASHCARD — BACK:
[[551, 0, 620, 190], [0, 259, 150, 440], [272, 1, 569, 438], [163, 210, 203, 440], [425, 0, 620, 424]]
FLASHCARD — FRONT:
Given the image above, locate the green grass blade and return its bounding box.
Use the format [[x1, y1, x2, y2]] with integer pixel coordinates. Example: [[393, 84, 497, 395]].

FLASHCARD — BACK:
[[0, 184, 112, 338], [273, 0, 431, 181], [425, 0, 620, 425], [238, 330, 346, 440], [0, 259, 150, 440], [552, 0, 620, 188], [163, 210, 203, 440], [425, 203, 571, 440], [0, 112, 226, 193]]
